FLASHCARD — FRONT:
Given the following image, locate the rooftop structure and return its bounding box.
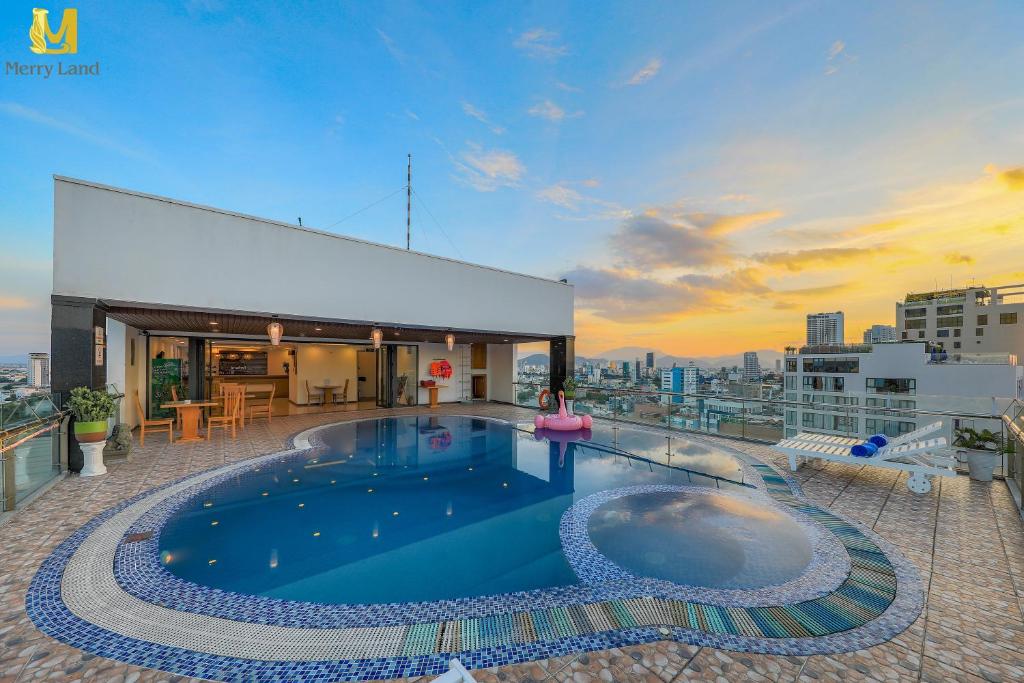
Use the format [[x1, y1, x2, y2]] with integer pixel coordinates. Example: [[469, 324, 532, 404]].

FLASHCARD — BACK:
[[806, 311, 844, 346], [896, 282, 1024, 358]]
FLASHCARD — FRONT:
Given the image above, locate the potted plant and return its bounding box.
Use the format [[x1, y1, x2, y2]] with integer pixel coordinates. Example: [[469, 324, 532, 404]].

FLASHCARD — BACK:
[[953, 427, 1002, 482], [67, 386, 116, 477], [562, 376, 577, 414]]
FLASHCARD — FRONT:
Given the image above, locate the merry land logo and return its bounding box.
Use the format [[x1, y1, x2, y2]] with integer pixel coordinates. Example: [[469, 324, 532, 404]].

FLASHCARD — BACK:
[[6, 7, 100, 77]]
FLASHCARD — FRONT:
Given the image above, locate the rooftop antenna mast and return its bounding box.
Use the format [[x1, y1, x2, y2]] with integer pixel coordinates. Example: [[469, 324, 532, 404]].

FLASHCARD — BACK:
[[406, 153, 411, 250]]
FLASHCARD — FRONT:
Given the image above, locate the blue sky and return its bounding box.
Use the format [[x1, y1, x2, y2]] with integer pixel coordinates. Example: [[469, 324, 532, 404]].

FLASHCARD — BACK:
[[1, 1, 1023, 356]]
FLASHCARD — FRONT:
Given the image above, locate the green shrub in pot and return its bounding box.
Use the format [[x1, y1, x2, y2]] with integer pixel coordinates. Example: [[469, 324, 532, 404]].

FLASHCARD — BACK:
[[68, 386, 116, 443]]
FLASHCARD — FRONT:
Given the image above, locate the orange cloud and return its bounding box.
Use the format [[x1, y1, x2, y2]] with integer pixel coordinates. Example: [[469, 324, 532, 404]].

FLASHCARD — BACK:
[[752, 246, 887, 272]]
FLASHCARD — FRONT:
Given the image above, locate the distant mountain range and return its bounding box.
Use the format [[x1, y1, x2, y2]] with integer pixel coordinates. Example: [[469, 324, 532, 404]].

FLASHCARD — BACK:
[[518, 347, 785, 370]]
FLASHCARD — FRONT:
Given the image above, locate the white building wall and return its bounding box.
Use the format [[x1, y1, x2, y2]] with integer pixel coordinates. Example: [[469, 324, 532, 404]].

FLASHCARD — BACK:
[[53, 177, 573, 338]]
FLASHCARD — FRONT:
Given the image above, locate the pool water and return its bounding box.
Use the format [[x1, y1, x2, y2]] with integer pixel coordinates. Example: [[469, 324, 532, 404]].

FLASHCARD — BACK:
[[587, 491, 813, 589], [159, 416, 758, 605]]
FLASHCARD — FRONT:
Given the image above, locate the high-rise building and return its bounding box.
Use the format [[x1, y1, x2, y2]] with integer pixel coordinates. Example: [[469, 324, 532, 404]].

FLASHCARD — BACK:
[[775, 358, 783, 372], [682, 362, 699, 394], [633, 358, 642, 382], [660, 367, 683, 404], [645, 352, 655, 369], [863, 324, 897, 344], [781, 342, 1021, 440], [806, 312, 845, 346], [895, 283, 1024, 358], [742, 351, 760, 383], [621, 361, 631, 379], [28, 352, 50, 387]]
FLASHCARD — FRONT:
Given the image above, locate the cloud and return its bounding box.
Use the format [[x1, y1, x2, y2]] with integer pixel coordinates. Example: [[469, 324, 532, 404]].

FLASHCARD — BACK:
[[0, 296, 34, 310], [612, 214, 731, 269], [536, 182, 627, 220], [986, 164, 1024, 191], [537, 184, 584, 210], [555, 81, 581, 93], [945, 252, 975, 265], [404, 109, 419, 121], [375, 28, 405, 64], [0, 102, 150, 161], [824, 39, 856, 75], [454, 144, 524, 191], [527, 99, 583, 122], [513, 28, 568, 60], [752, 246, 884, 272], [678, 210, 782, 236], [564, 266, 769, 322], [461, 102, 505, 134], [627, 58, 662, 85]]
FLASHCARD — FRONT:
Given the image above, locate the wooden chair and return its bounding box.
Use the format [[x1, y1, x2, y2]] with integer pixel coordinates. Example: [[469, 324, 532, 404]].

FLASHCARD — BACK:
[[247, 383, 275, 424], [207, 390, 241, 440], [221, 384, 246, 429], [305, 380, 324, 406], [334, 379, 350, 404], [133, 391, 173, 447], [169, 385, 181, 429]]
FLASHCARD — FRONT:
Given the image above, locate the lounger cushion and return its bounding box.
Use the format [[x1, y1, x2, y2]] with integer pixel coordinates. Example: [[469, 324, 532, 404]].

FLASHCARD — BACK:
[[851, 442, 878, 457], [869, 434, 888, 447]]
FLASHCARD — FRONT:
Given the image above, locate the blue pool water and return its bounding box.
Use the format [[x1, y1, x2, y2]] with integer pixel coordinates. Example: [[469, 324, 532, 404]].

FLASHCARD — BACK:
[[159, 416, 761, 605]]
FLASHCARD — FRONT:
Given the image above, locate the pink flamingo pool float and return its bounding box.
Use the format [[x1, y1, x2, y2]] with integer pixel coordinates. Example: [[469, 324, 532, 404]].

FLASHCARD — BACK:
[[535, 390, 593, 431]]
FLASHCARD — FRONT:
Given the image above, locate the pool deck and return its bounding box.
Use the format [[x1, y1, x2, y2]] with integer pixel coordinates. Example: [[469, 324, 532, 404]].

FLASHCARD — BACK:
[[2, 403, 1022, 683]]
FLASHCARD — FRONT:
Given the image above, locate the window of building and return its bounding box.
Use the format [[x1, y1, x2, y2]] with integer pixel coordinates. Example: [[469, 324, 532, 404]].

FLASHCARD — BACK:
[[785, 358, 797, 372], [954, 328, 961, 337], [801, 357, 860, 373], [953, 341, 961, 349], [936, 304, 963, 316], [903, 307, 927, 318], [977, 314, 988, 325], [865, 419, 916, 437], [904, 319, 927, 330], [936, 316, 963, 328], [976, 327, 984, 336], [784, 375, 796, 390], [1000, 312, 1018, 324], [865, 377, 916, 394], [902, 331, 908, 340], [918, 331, 925, 338], [936, 329, 949, 337], [785, 411, 795, 426]]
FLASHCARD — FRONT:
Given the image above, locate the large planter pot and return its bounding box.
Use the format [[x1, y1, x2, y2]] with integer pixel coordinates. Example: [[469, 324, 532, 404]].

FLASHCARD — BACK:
[[963, 449, 999, 482], [74, 421, 108, 443]]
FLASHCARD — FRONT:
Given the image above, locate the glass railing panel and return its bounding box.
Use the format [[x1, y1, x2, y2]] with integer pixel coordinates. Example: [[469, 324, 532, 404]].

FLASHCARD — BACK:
[[11, 427, 60, 504]]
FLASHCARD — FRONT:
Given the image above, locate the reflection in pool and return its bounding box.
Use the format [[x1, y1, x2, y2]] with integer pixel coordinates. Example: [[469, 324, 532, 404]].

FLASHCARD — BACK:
[[587, 490, 813, 589], [159, 416, 751, 604]]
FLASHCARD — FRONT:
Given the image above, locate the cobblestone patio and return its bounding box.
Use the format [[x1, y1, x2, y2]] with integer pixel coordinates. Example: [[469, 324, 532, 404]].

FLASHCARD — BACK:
[[2, 404, 1022, 682]]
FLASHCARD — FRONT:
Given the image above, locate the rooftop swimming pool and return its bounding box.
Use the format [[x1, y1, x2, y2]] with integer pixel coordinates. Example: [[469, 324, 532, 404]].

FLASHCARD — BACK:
[[158, 416, 807, 604]]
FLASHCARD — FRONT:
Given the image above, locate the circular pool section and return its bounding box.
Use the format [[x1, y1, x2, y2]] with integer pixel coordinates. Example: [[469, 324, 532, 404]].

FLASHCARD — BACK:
[[157, 416, 748, 605], [587, 490, 813, 589]]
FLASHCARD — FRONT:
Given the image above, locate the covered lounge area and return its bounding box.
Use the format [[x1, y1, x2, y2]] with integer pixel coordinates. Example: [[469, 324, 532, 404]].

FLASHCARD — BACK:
[[49, 176, 575, 446]]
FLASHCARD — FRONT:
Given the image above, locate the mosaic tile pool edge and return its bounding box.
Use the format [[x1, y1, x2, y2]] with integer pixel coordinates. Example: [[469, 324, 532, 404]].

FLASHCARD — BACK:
[[25, 417, 926, 682]]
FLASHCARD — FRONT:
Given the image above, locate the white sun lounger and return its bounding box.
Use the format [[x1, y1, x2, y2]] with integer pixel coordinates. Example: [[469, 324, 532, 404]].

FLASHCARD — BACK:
[[773, 423, 956, 494]]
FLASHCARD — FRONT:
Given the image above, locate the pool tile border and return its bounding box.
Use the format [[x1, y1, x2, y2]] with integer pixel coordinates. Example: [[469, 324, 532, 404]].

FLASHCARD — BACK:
[[26, 417, 926, 681]]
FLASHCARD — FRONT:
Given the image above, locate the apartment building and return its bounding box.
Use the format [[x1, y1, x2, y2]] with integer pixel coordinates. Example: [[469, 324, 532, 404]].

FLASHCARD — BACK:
[[806, 312, 845, 345], [863, 324, 897, 344], [782, 342, 1022, 440], [28, 352, 50, 387], [896, 283, 1024, 358], [743, 351, 761, 383]]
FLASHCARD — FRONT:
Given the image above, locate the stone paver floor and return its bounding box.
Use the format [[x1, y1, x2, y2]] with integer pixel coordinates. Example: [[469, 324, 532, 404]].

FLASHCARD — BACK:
[[2, 404, 1022, 683]]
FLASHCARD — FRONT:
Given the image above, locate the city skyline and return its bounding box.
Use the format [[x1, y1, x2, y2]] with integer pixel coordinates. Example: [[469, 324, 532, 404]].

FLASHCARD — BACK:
[[2, 2, 1023, 357]]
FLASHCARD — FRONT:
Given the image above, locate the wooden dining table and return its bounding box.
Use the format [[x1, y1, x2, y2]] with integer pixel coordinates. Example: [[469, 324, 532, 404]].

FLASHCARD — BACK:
[[315, 384, 341, 404], [161, 400, 220, 443]]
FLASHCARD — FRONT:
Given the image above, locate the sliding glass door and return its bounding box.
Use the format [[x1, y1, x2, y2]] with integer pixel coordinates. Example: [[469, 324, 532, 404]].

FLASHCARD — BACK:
[[375, 345, 419, 408]]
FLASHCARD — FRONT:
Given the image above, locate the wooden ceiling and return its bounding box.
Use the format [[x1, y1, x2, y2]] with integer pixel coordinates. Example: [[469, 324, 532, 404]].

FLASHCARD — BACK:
[[104, 305, 552, 345]]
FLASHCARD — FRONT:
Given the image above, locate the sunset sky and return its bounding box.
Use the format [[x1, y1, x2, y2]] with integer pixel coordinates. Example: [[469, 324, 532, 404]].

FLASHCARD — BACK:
[[1, 1, 1023, 357]]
